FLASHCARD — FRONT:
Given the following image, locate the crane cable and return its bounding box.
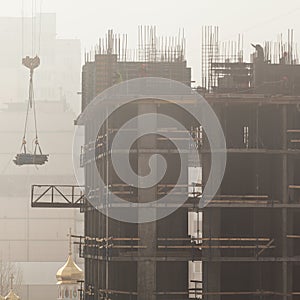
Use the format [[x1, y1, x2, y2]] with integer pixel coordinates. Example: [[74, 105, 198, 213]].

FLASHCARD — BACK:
[[21, 0, 24, 58]]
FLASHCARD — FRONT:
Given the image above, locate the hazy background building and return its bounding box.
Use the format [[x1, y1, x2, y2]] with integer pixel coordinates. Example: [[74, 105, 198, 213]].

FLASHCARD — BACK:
[[0, 12, 83, 300], [0, 100, 83, 300], [0, 13, 81, 113]]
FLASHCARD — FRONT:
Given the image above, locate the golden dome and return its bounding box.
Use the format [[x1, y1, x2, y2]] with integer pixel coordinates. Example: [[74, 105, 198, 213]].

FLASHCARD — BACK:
[[56, 255, 84, 285], [5, 290, 20, 300]]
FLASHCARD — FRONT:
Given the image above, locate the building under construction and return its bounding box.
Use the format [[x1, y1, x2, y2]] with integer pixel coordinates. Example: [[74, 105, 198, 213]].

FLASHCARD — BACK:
[[200, 27, 300, 300], [79, 27, 300, 300], [77, 27, 197, 300], [32, 27, 300, 299]]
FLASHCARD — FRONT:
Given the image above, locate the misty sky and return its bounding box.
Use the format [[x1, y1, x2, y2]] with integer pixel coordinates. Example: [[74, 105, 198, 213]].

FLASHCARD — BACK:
[[2, 0, 300, 82]]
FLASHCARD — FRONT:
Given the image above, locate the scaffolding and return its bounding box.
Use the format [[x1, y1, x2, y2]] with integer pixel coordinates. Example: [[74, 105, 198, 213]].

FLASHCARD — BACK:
[[201, 28, 300, 95], [31, 185, 85, 208]]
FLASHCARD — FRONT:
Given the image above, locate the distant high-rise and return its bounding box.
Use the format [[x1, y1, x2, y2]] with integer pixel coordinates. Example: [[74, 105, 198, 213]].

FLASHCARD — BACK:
[[0, 13, 81, 113], [0, 101, 83, 300]]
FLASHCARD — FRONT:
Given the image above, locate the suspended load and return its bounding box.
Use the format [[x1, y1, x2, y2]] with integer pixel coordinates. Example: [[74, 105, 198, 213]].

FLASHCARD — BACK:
[[14, 141, 48, 166], [14, 56, 49, 166]]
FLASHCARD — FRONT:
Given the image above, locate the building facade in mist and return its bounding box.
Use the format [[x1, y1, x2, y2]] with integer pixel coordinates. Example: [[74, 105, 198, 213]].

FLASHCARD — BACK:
[[0, 13, 81, 113], [76, 28, 205, 300], [0, 101, 83, 300], [200, 27, 300, 300]]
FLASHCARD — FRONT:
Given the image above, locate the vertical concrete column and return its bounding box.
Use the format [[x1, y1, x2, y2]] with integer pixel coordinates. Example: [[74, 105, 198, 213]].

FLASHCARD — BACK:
[[202, 103, 221, 300], [281, 104, 290, 300], [137, 102, 157, 300], [203, 208, 221, 300]]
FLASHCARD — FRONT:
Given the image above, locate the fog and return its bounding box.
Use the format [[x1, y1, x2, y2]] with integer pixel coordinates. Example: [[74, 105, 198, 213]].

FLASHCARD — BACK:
[[1, 0, 300, 90], [0, 1, 299, 300]]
